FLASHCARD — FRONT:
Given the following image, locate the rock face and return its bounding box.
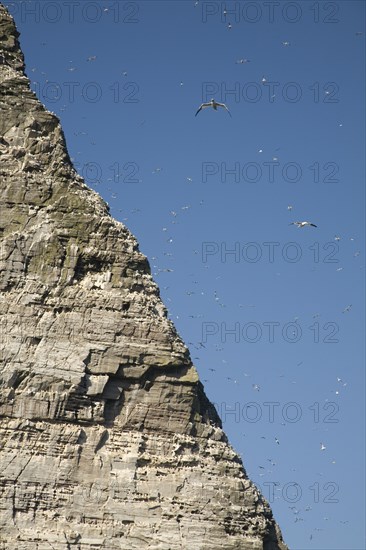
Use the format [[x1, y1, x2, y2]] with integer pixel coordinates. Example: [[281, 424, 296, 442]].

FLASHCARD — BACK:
[[0, 5, 288, 549]]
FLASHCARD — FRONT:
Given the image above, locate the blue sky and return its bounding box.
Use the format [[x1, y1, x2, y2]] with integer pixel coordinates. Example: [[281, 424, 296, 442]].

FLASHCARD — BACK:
[[6, 1, 365, 548]]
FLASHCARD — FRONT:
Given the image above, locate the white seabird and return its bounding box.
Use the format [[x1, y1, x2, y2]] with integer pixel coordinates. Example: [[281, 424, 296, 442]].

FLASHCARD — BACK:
[[195, 98, 232, 117], [289, 221, 317, 228]]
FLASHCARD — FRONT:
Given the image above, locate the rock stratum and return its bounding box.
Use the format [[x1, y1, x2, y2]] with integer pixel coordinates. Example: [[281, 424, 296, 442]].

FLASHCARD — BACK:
[[0, 5, 288, 549]]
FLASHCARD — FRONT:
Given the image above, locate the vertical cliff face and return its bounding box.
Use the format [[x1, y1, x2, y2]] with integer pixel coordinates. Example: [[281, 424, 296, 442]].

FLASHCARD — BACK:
[[0, 5, 288, 549]]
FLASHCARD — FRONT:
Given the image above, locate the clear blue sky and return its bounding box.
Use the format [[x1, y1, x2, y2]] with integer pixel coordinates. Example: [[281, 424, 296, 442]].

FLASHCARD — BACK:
[[7, 1, 365, 548]]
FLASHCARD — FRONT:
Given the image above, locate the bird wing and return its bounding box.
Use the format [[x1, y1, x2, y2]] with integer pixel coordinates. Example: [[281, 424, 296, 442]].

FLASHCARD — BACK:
[[310, 223, 317, 227], [195, 102, 211, 116], [216, 102, 232, 116]]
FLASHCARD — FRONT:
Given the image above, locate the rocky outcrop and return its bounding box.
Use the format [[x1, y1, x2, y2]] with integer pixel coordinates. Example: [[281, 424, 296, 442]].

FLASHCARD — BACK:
[[0, 4, 288, 549]]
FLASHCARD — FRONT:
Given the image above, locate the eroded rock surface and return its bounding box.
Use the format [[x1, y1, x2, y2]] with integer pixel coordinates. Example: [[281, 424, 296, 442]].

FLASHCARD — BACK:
[[0, 5, 288, 549]]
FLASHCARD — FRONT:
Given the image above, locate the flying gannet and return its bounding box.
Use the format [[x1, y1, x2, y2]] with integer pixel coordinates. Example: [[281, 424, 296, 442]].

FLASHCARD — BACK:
[[195, 98, 232, 117], [289, 221, 317, 228]]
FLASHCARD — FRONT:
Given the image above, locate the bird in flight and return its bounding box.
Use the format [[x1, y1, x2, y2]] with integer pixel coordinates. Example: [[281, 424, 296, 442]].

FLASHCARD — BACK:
[[289, 221, 317, 228], [195, 98, 232, 117]]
